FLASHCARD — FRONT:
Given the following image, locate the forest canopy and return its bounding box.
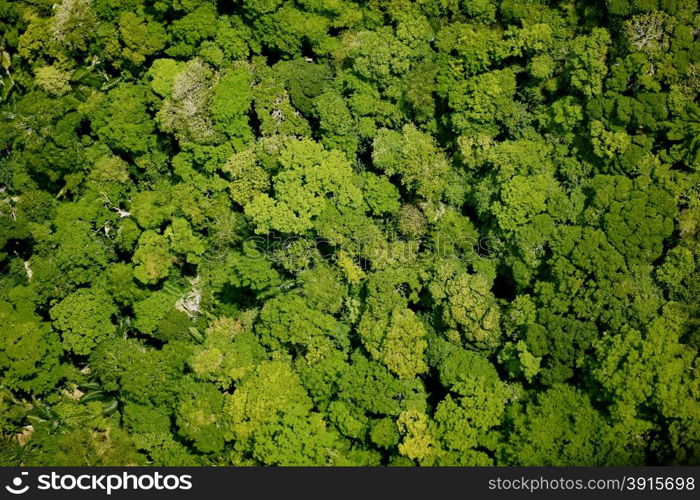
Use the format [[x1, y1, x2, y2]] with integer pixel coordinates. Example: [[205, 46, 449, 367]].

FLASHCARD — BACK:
[[0, 0, 699, 466]]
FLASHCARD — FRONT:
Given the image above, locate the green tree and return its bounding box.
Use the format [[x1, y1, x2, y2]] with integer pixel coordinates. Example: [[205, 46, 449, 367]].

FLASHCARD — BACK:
[[372, 124, 450, 202], [501, 385, 635, 466], [50, 287, 118, 355], [211, 66, 254, 147], [245, 138, 363, 234], [90, 83, 156, 154], [133, 230, 172, 285], [358, 305, 428, 378], [0, 299, 64, 394]]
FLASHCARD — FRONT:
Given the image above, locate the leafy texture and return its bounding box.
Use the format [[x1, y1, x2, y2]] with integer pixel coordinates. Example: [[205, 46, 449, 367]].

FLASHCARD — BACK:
[[0, 0, 698, 467]]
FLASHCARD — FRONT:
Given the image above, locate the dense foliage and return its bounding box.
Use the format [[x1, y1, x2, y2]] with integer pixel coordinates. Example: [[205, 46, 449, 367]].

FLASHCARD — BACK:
[[1, 0, 699, 466]]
